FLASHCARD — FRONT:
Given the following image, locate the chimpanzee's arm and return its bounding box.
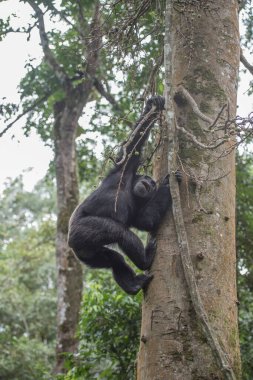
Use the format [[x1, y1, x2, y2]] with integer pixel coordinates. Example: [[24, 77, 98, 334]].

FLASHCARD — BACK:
[[114, 96, 164, 171], [132, 183, 172, 232], [132, 172, 182, 232]]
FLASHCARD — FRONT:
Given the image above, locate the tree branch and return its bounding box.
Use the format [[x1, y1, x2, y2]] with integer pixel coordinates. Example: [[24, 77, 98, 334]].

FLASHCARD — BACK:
[[76, 0, 87, 39], [175, 85, 214, 124], [27, 1, 72, 92], [175, 122, 230, 150], [85, 1, 102, 78], [49, 4, 78, 31], [0, 92, 52, 138], [93, 78, 120, 110], [142, 50, 164, 99], [240, 48, 253, 75]]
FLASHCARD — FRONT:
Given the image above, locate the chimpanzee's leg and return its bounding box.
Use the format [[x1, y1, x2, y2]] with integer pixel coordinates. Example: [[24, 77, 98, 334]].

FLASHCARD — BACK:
[[68, 216, 124, 249], [118, 229, 157, 270], [75, 246, 152, 295], [68, 216, 156, 270]]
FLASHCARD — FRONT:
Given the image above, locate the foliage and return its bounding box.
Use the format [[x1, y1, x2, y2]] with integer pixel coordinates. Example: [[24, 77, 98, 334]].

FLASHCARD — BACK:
[[239, 288, 253, 380], [61, 271, 142, 380], [240, 0, 253, 48], [0, 13, 10, 40], [0, 176, 143, 380], [0, 335, 54, 380], [1, 0, 165, 164], [0, 175, 56, 245], [236, 153, 253, 379], [76, 138, 100, 185], [0, 176, 57, 380], [240, 0, 253, 95]]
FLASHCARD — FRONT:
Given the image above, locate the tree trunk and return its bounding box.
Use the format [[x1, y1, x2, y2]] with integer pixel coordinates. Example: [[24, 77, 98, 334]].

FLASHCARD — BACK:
[[53, 96, 83, 374], [53, 85, 94, 373], [137, 1, 241, 379]]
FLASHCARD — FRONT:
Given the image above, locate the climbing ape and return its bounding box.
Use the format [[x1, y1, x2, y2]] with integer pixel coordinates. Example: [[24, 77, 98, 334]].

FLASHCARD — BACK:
[[68, 96, 174, 294]]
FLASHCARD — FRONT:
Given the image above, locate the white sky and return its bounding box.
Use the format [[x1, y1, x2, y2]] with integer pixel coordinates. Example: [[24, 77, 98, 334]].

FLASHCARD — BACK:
[[0, 1, 52, 192], [0, 1, 252, 192]]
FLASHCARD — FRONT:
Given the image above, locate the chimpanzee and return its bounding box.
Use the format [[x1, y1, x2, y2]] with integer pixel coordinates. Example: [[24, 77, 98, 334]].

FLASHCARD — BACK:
[[68, 96, 176, 294]]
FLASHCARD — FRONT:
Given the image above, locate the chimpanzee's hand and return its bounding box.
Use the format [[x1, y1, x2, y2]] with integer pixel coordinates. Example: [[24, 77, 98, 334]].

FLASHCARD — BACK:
[[162, 171, 182, 186], [162, 174, 170, 186], [175, 170, 182, 183], [145, 95, 165, 113]]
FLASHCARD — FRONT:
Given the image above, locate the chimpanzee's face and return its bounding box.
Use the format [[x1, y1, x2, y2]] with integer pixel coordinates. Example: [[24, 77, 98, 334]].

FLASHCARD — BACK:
[[133, 175, 157, 199]]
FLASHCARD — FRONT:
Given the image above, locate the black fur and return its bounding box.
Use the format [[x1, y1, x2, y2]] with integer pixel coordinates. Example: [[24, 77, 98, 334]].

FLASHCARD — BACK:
[[68, 96, 174, 294]]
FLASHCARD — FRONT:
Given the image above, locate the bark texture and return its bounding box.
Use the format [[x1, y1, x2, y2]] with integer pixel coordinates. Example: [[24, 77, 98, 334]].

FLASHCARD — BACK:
[[137, 1, 241, 379], [53, 93, 86, 374]]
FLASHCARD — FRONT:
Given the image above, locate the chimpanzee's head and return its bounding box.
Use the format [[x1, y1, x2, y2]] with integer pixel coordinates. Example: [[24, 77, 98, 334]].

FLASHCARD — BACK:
[[133, 175, 157, 199]]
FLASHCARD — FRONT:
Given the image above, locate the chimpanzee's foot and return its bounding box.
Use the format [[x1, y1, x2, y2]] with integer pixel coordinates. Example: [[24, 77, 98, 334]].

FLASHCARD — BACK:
[[162, 170, 182, 186], [140, 273, 153, 292], [123, 274, 153, 295], [175, 170, 182, 183]]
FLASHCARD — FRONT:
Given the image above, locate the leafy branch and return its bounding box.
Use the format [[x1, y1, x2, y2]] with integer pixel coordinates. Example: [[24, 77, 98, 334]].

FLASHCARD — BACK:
[[27, 1, 72, 92], [240, 48, 253, 76], [0, 92, 52, 138]]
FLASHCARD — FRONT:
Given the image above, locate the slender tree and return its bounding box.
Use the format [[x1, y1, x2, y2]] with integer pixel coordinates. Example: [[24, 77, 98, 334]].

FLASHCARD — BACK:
[[137, 1, 241, 378], [26, 0, 102, 373]]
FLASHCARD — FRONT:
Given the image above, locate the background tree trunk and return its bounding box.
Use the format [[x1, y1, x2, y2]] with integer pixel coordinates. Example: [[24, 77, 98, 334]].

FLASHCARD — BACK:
[[53, 95, 84, 374], [26, 1, 102, 372], [137, 1, 241, 379]]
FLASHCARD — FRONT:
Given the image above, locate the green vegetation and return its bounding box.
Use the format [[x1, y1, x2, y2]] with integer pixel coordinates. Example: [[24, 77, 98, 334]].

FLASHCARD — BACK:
[[62, 272, 141, 380], [237, 154, 253, 379], [0, 177, 56, 380]]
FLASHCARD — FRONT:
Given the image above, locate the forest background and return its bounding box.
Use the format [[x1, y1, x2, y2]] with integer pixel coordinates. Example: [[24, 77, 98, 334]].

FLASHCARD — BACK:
[[0, 0, 253, 379]]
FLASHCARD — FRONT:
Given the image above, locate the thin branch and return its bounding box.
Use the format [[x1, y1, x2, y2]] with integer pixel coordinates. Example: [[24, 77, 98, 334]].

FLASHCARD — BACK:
[[27, 1, 72, 92], [141, 129, 163, 171], [208, 104, 227, 130], [49, 4, 78, 32], [175, 122, 230, 150], [85, 1, 102, 78], [93, 78, 120, 110], [240, 48, 253, 75], [142, 50, 164, 99], [0, 92, 52, 138], [175, 85, 230, 133], [76, 0, 88, 39], [176, 85, 214, 124]]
